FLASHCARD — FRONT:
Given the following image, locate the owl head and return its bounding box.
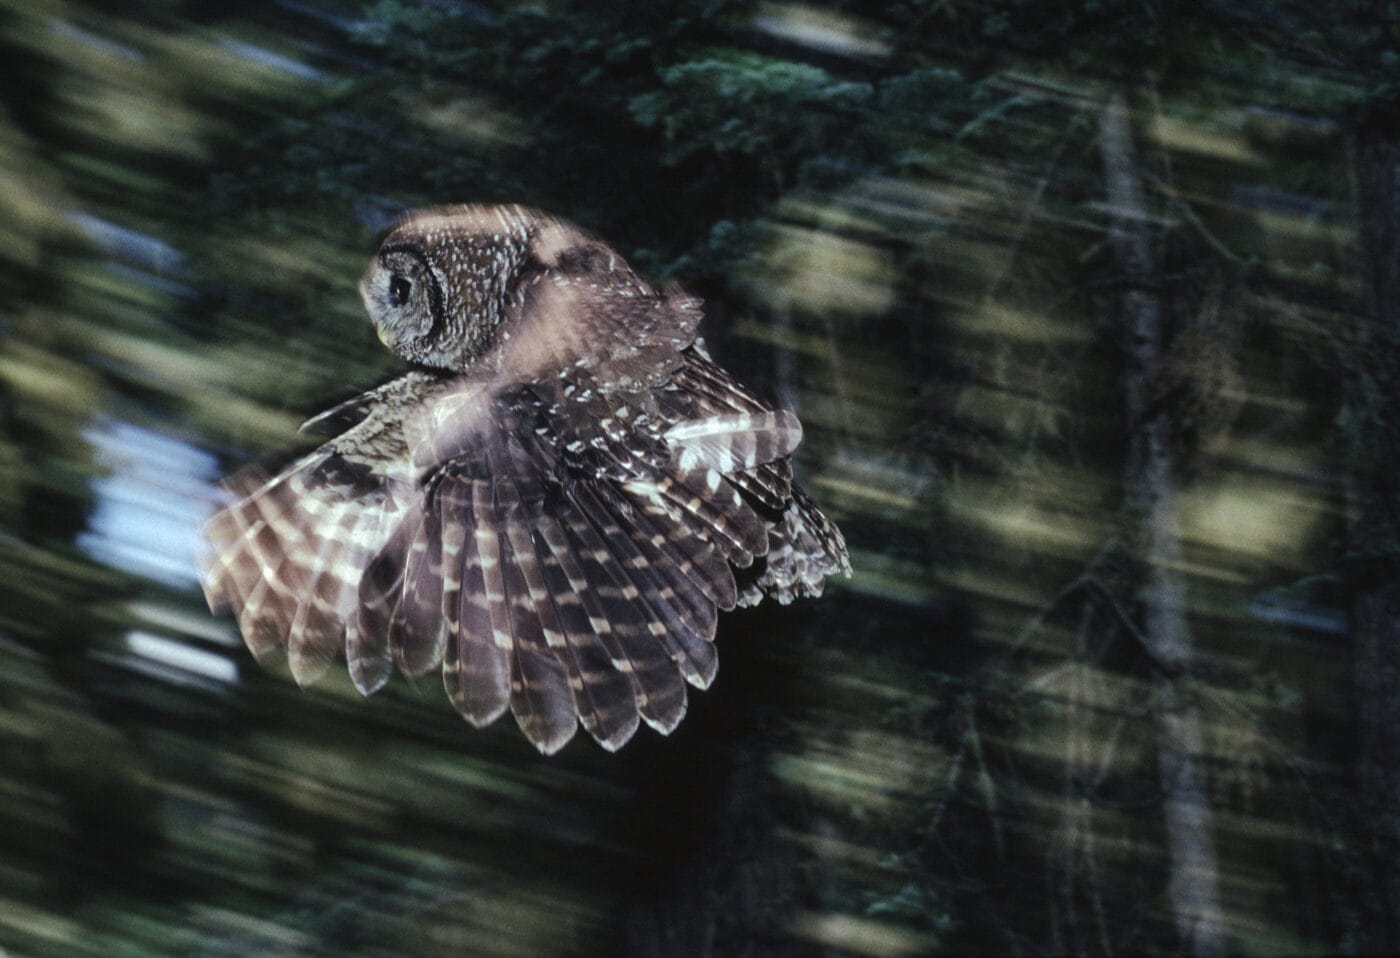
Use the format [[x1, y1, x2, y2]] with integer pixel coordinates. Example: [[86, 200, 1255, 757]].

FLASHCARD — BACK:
[[360, 204, 597, 371]]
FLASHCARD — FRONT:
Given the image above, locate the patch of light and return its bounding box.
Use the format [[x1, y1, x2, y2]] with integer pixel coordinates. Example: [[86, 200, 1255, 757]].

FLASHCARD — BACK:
[[217, 38, 325, 81], [49, 18, 143, 63], [127, 600, 241, 647], [275, 0, 362, 32], [66, 211, 185, 273], [1247, 596, 1347, 636], [125, 629, 239, 685], [104, 261, 197, 299], [78, 419, 221, 589], [752, 4, 889, 59]]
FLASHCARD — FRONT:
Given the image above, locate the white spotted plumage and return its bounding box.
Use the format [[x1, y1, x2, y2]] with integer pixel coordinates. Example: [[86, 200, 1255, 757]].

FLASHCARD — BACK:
[[201, 204, 850, 754]]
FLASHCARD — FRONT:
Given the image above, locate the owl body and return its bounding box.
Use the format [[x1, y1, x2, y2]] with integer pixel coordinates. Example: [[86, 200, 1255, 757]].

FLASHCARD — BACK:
[[203, 205, 849, 753]]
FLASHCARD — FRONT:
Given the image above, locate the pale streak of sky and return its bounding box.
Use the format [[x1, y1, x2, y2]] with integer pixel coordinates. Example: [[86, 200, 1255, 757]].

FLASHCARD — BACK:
[[79, 418, 221, 590]]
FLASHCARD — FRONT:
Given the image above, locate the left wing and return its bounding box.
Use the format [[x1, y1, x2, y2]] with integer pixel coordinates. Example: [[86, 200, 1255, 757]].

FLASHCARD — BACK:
[[200, 370, 442, 692]]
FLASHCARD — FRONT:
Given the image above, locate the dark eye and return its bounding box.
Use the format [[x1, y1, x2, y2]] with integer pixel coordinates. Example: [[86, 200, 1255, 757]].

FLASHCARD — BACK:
[[388, 274, 412, 307]]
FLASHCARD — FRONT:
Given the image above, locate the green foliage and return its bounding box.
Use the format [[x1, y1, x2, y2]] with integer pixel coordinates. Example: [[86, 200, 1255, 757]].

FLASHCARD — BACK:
[[632, 51, 872, 162], [3, 0, 1399, 954]]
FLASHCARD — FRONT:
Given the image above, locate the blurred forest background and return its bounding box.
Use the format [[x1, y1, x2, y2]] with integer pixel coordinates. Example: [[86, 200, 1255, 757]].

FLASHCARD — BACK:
[[1, 0, 1398, 955]]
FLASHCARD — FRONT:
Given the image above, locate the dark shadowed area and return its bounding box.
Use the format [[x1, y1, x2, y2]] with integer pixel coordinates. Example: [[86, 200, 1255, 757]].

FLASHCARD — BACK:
[[1, 1, 1397, 955]]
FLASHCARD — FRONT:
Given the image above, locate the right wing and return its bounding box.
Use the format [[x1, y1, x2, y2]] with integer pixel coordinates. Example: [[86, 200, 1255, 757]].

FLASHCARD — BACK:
[[360, 348, 845, 755]]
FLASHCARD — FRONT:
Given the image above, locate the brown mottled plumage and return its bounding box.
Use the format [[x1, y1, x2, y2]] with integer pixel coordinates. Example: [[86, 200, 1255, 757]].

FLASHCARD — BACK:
[[201, 205, 849, 754]]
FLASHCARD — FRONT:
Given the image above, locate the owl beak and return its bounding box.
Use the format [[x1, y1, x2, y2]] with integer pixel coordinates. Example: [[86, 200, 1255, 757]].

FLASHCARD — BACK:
[[359, 271, 391, 347]]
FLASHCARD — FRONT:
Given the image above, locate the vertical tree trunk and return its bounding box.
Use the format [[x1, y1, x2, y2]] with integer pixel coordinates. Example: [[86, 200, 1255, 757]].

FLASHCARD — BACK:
[[618, 608, 802, 957], [1099, 93, 1226, 958], [1349, 121, 1400, 957]]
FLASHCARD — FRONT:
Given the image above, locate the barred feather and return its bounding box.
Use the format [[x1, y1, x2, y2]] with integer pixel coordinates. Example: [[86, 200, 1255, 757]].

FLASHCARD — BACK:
[[353, 523, 405, 694], [533, 518, 641, 750], [654, 470, 769, 568], [664, 410, 802, 476], [726, 461, 793, 513], [578, 485, 718, 688], [285, 499, 354, 686], [740, 484, 852, 607], [489, 473, 577, 753], [620, 482, 738, 613], [204, 464, 376, 682], [202, 204, 850, 756], [389, 506, 444, 677], [565, 484, 688, 734]]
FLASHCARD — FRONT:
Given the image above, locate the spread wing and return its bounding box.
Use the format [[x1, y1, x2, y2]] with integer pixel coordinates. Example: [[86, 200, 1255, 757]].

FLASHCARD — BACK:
[[200, 371, 439, 693], [664, 349, 852, 607], [202, 352, 849, 755], [361, 348, 847, 754], [202, 257, 848, 758]]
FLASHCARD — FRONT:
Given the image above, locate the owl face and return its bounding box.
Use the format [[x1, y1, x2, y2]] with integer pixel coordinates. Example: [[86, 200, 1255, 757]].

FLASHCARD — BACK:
[[360, 206, 539, 371]]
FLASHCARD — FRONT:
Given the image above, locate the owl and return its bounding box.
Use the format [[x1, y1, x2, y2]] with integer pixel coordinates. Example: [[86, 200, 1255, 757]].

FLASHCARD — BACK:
[[201, 205, 849, 753]]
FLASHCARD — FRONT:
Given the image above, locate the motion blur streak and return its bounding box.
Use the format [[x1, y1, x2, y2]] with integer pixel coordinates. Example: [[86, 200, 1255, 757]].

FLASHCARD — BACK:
[[0, 1, 1389, 955]]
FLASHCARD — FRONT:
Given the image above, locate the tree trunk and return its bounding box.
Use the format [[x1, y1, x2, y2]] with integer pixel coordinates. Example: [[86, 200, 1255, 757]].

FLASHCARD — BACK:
[[618, 607, 803, 957], [1099, 93, 1226, 958], [1349, 120, 1400, 958]]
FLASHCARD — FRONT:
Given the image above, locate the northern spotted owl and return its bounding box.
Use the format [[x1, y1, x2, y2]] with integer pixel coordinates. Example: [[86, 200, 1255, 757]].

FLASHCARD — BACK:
[[202, 205, 849, 753]]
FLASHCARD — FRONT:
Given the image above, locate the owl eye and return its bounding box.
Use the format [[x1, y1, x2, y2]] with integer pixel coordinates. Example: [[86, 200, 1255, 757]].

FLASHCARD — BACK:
[[388, 274, 412, 307]]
